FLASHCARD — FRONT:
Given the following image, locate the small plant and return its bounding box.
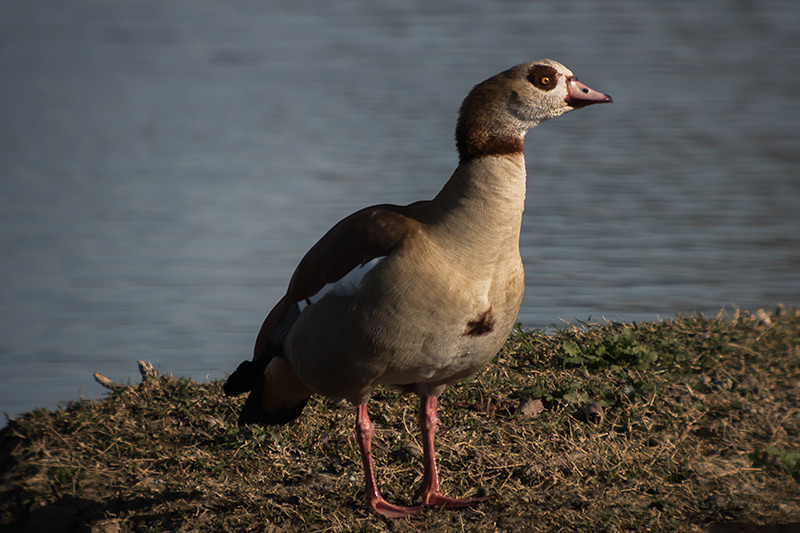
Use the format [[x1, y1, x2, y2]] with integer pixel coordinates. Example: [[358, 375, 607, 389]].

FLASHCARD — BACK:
[[560, 326, 661, 370], [750, 446, 800, 480], [50, 466, 83, 489]]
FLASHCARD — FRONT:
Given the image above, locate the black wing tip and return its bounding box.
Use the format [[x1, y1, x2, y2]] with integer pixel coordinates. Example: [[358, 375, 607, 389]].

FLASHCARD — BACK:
[[231, 358, 310, 426], [223, 359, 267, 396]]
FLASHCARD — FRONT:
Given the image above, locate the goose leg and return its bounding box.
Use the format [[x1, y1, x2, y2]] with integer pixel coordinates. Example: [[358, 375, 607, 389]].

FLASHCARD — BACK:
[[414, 395, 490, 508], [355, 403, 421, 518]]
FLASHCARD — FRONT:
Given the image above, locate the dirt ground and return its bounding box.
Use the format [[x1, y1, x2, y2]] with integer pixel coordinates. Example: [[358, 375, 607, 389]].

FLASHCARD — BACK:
[[1, 307, 798, 532]]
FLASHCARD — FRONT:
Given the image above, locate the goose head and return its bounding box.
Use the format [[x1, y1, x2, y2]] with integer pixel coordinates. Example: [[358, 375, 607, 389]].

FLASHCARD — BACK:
[[456, 59, 612, 161]]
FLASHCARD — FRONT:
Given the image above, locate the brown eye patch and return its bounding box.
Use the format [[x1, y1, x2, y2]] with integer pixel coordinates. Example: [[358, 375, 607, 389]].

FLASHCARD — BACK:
[[527, 64, 558, 91]]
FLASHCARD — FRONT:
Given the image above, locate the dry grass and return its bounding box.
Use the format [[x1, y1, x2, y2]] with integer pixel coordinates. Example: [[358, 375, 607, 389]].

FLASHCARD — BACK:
[[1, 307, 799, 532]]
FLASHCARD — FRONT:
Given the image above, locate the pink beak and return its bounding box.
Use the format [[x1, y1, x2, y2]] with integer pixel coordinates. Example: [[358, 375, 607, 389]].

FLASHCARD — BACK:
[[566, 77, 612, 107]]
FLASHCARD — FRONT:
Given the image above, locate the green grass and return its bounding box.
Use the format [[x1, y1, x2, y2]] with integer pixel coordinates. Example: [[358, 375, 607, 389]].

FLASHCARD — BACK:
[[1, 307, 798, 532]]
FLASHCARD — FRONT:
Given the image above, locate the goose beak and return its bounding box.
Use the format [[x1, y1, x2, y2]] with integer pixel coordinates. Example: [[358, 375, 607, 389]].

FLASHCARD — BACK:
[[565, 77, 612, 107]]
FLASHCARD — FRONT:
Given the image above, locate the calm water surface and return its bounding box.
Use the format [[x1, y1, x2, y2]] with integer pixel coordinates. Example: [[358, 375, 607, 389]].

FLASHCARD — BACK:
[[1, 0, 799, 417]]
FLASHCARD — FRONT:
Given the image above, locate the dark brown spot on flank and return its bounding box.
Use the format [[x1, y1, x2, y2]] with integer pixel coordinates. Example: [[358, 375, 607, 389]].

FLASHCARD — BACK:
[[527, 64, 559, 91], [463, 307, 496, 337]]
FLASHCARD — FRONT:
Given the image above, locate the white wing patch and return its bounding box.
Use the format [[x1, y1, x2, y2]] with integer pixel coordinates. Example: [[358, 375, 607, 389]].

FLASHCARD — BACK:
[[298, 256, 385, 312]]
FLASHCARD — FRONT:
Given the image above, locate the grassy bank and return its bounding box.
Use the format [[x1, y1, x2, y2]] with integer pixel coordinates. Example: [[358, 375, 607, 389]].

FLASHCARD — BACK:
[[1, 308, 798, 532]]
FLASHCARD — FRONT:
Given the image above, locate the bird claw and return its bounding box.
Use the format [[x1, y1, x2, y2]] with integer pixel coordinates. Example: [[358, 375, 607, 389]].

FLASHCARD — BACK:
[[368, 497, 422, 519], [368, 491, 489, 518], [419, 490, 491, 509]]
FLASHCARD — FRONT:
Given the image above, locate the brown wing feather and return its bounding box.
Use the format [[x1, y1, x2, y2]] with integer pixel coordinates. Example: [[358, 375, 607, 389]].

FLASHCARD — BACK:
[[252, 203, 423, 361]]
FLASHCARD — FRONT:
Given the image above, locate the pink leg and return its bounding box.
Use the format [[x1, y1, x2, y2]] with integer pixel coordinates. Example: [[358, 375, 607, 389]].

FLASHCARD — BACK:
[[415, 396, 490, 508], [355, 403, 421, 518]]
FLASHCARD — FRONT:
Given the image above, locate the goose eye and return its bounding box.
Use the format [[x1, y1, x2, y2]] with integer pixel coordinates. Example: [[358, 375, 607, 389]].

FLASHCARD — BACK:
[[527, 64, 558, 91]]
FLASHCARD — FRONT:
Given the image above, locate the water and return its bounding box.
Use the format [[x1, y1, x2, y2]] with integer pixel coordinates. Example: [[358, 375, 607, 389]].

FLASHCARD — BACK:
[[1, 0, 798, 418]]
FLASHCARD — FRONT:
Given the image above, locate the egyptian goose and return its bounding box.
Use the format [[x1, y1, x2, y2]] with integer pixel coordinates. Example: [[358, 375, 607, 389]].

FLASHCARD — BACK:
[[225, 59, 611, 518]]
